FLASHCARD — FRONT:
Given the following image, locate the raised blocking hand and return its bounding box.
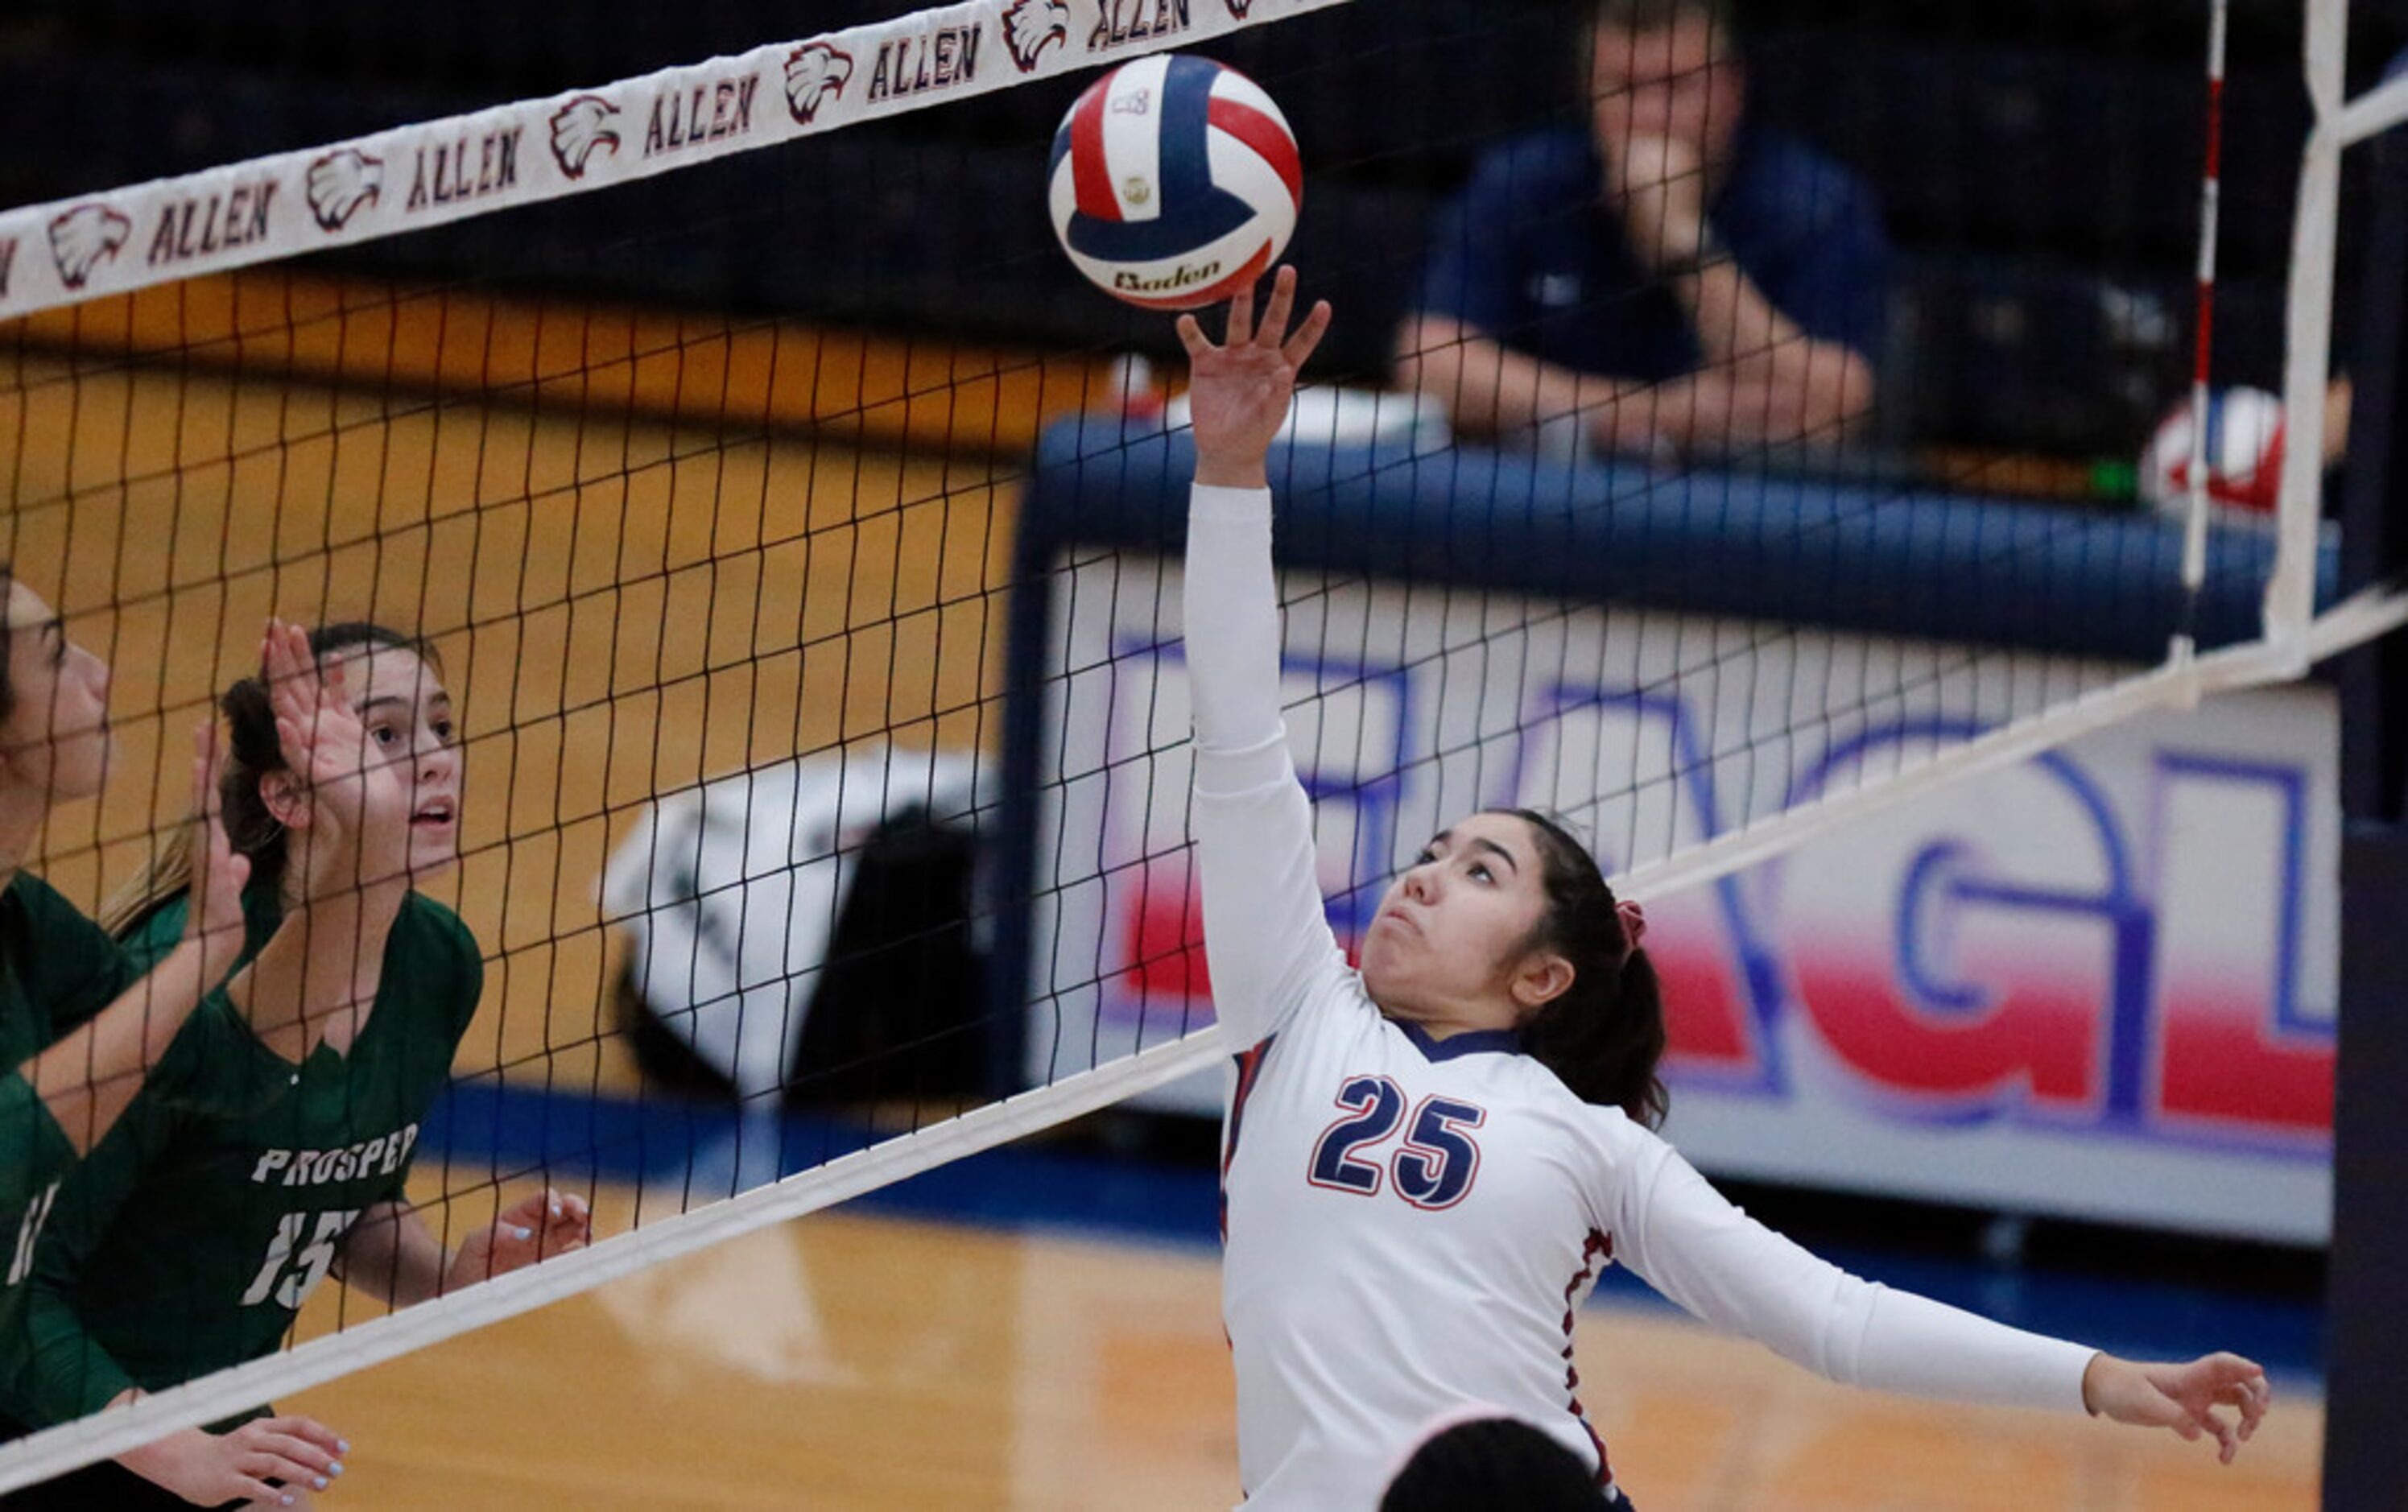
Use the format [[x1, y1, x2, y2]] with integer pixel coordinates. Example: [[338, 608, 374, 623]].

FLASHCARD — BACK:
[[260, 618, 411, 903], [182, 722, 252, 987], [1175, 264, 1332, 490]]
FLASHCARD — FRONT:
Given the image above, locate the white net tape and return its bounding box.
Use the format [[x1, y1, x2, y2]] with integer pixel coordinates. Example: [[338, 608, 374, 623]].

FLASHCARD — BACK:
[[0, 0, 1352, 322]]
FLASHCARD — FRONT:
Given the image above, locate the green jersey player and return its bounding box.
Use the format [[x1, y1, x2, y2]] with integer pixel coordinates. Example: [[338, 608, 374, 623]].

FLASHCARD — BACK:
[[0, 571, 303, 1507], [0, 563, 258, 1261], [0, 568, 250, 1300], [2, 621, 587, 1510]]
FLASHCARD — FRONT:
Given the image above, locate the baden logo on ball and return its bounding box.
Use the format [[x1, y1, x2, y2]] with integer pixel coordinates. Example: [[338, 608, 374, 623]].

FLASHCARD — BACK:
[[1048, 54, 1302, 310]]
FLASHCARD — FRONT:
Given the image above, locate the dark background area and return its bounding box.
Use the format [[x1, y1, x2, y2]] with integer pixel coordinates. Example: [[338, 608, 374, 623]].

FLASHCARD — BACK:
[[5, 0, 2406, 465]]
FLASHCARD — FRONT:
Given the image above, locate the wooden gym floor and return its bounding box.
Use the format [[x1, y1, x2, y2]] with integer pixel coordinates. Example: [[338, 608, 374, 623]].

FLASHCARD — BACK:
[[2, 279, 2327, 1507], [276, 1196, 2325, 1510]]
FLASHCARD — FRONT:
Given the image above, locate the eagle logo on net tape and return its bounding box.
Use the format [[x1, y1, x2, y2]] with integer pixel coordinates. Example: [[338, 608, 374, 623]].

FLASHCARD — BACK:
[[305, 150, 384, 232], [785, 42, 854, 125], [550, 94, 623, 180], [47, 204, 130, 291], [1002, 0, 1071, 72]]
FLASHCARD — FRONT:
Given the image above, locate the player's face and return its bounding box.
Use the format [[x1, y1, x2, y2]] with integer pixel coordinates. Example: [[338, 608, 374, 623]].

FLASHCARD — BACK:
[[1361, 812, 1557, 1030], [1588, 16, 1745, 162], [0, 580, 113, 803], [324, 644, 461, 878]]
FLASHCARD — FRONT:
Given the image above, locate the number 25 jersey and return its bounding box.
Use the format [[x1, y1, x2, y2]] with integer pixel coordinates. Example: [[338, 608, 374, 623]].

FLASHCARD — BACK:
[[1183, 484, 2091, 1512]]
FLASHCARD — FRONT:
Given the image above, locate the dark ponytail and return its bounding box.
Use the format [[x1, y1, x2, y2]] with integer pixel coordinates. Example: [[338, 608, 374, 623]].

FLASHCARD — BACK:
[[101, 621, 432, 932], [1498, 808, 1668, 1130]]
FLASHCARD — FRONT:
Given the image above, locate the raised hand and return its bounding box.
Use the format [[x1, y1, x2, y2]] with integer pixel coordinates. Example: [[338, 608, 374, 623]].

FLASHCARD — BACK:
[[260, 618, 410, 903], [444, 1187, 593, 1291], [1174, 264, 1332, 490], [2082, 1350, 2270, 1464], [182, 722, 252, 987]]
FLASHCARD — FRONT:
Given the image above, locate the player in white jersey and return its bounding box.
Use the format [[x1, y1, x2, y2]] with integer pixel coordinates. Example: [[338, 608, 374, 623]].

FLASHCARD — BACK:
[[1173, 268, 2274, 1512]]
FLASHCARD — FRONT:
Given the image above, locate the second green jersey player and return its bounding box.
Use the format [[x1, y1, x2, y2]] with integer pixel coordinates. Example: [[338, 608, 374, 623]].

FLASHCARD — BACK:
[[0, 875, 140, 1288], [0, 572, 251, 1303]]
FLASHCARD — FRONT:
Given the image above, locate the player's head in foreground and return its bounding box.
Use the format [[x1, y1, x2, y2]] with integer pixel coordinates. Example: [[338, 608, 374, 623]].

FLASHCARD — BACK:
[[0, 565, 115, 814], [1381, 1414, 1614, 1510], [1584, 0, 1746, 171]]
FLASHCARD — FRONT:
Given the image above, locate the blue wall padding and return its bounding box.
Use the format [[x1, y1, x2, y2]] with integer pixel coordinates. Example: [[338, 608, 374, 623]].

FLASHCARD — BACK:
[[1018, 417, 2336, 663]]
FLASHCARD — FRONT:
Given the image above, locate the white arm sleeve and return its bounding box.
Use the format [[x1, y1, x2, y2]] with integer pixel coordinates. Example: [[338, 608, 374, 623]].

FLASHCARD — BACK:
[[1183, 483, 1353, 1049], [1612, 1142, 2096, 1415]]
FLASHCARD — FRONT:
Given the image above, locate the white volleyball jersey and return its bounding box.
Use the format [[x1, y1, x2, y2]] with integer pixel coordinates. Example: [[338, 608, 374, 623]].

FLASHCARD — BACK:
[[1183, 483, 2095, 1512]]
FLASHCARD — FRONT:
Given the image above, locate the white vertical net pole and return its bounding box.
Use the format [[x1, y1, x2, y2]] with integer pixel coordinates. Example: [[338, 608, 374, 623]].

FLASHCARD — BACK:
[[2263, 0, 2351, 661], [2175, 0, 2228, 655]]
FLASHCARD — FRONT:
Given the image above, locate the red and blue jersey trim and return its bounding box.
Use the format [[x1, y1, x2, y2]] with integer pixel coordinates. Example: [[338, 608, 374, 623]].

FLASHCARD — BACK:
[[1562, 1227, 1617, 1489], [1219, 1032, 1277, 1244]]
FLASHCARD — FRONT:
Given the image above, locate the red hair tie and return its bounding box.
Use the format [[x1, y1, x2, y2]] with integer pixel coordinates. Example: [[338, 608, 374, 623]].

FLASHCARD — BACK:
[[1615, 899, 1647, 950]]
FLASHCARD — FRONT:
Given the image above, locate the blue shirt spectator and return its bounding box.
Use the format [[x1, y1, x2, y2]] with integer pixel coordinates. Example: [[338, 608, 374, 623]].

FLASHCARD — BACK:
[[1396, 0, 1891, 459], [1416, 123, 1889, 386]]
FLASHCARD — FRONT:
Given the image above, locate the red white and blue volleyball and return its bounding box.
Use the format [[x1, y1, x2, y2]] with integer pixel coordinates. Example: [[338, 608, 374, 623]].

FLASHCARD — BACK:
[[1048, 54, 1303, 310], [2140, 385, 2286, 514]]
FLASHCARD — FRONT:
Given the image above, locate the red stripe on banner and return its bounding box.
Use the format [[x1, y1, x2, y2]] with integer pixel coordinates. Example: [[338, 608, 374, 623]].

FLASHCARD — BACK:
[[1208, 98, 1303, 209], [2189, 61, 2224, 392], [1071, 80, 1121, 223], [1109, 241, 1274, 311]]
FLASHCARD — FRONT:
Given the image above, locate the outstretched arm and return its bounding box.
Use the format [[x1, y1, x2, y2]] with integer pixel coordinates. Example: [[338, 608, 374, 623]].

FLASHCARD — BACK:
[[1172, 270, 1346, 1050], [20, 727, 249, 1157], [1611, 1142, 2269, 1462]]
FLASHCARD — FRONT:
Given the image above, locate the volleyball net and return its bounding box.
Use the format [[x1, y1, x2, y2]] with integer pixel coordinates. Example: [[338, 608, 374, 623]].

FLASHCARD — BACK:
[[0, 0, 2400, 1485]]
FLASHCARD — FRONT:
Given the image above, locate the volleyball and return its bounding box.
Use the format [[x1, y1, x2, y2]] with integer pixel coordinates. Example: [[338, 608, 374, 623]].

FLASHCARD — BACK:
[[1047, 53, 1303, 310], [2139, 385, 2286, 514]]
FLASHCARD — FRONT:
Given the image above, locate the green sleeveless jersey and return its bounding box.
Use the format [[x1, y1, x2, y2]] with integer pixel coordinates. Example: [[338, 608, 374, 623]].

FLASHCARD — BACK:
[[0, 875, 138, 1293], [0, 889, 480, 1424]]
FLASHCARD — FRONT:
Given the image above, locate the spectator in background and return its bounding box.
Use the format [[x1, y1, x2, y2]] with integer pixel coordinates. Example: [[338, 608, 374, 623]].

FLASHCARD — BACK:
[[1395, 0, 1889, 461]]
